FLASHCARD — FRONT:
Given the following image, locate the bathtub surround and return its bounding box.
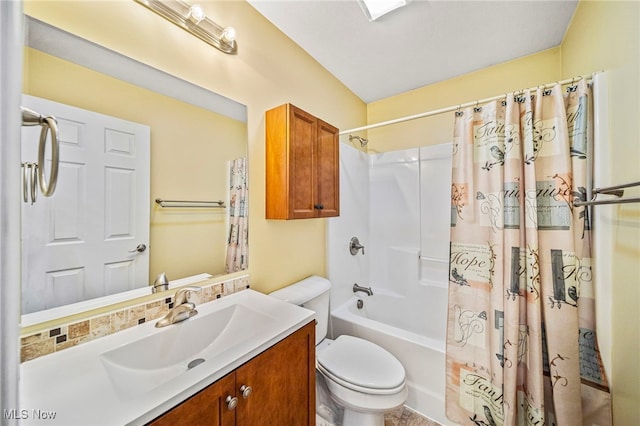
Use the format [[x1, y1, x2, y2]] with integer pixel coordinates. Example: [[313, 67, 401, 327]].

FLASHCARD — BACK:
[[20, 275, 249, 363], [446, 80, 611, 424], [327, 143, 370, 311], [328, 142, 452, 423]]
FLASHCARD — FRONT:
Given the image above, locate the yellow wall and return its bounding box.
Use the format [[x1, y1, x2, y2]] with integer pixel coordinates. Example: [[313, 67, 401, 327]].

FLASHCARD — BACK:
[[366, 47, 562, 152], [561, 1, 640, 423], [24, 47, 247, 282], [23, 0, 367, 298]]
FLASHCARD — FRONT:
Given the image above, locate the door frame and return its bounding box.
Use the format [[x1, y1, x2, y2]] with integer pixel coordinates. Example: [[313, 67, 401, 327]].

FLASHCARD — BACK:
[[1, 0, 24, 422]]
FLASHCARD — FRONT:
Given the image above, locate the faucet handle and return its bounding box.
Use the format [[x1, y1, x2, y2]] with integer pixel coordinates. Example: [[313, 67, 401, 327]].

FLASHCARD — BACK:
[[174, 286, 201, 306], [349, 237, 365, 255]]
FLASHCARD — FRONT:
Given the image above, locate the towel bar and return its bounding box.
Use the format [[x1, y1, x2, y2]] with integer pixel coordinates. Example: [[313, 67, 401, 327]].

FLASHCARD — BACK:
[[155, 198, 226, 208]]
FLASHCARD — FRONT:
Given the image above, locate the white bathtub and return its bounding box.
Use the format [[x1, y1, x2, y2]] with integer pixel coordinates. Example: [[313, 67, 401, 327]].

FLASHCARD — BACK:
[[331, 286, 449, 425]]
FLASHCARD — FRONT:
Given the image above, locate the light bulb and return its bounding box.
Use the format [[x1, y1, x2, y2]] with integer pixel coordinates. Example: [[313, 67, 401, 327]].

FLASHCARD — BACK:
[[221, 26, 236, 45], [187, 4, 205, 24]]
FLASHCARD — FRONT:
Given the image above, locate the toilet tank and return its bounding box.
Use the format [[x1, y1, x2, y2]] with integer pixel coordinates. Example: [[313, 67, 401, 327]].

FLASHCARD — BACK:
[[269, 276, 331, 345]]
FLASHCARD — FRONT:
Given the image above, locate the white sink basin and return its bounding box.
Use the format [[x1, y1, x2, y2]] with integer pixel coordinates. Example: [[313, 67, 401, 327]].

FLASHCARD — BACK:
[[100, 303, 276, 396]]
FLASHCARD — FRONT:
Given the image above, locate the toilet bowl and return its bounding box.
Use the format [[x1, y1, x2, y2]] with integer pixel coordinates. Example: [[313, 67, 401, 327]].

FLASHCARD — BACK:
[[270, 276, 408, 426], [317, 335, 408, 425]]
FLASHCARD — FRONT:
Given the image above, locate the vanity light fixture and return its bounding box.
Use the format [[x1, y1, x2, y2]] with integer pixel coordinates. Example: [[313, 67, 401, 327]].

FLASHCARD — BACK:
[[186, 3, 206, 24], [357, 0, 407, 21], [134, 0, 237, 54]]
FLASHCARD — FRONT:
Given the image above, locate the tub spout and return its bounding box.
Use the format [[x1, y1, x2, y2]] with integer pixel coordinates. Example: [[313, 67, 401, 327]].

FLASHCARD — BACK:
[[353, 283, 373, 296]]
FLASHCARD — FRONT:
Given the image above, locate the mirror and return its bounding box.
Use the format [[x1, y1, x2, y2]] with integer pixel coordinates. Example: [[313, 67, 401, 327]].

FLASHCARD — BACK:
[[21, 17, 248, 322]]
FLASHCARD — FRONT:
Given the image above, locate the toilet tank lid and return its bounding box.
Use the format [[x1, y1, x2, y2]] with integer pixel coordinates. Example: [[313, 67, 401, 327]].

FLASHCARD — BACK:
[[269, 275, 331, 305]]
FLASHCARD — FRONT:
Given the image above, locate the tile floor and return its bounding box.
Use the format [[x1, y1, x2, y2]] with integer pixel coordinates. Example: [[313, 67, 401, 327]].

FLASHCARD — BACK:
[[384, 405, 441, 426]]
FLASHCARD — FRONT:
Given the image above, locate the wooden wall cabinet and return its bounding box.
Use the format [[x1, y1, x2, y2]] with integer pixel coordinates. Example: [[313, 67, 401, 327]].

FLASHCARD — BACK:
[[266, 103, 340, 219], [148, 321, 315, 426]]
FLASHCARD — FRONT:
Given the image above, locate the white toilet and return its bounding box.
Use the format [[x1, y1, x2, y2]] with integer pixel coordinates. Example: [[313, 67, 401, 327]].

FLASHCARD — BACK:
[[270, 276, 408, 426]]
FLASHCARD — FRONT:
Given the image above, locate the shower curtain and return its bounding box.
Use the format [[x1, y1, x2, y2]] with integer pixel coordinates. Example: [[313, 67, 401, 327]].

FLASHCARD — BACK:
[[446, 80, 612, 425], [225, 157, 248, 273]]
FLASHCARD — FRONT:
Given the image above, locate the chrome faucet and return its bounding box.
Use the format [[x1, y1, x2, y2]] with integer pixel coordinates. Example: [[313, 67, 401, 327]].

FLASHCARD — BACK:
[[353, 283, 373, 296], [152, 272, 169, 293], [155, 286, 201, 328]]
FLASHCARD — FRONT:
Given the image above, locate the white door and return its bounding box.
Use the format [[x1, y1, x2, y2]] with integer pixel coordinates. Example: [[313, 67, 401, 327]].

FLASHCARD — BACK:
[[21, 95, 150, 314]]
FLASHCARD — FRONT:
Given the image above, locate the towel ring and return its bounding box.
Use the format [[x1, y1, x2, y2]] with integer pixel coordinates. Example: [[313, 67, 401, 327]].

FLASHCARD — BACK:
[[37, 116, 59, 196], [22, 163, 37, 203]]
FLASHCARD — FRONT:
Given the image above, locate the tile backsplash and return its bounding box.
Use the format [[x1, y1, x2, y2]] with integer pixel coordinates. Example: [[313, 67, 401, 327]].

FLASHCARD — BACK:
[[20, 275, 250, 363]]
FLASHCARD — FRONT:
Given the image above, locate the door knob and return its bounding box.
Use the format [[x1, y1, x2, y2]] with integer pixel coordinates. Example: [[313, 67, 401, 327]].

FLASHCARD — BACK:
[[239, 385, 252, 399], [129, 244, 147, 253], [225, 395, 238, 410]]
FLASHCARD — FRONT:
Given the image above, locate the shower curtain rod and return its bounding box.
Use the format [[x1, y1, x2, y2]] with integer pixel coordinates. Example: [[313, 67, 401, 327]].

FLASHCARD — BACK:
[[339, 74, 593, 135]]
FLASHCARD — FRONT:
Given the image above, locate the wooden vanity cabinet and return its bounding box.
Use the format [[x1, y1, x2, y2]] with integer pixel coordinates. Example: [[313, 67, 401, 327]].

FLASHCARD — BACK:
[[147, 321, 316, 426], [266, 103, 340, 219]]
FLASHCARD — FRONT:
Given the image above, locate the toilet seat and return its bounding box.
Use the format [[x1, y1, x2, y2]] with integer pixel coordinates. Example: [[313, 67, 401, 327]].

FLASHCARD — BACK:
[[317, 335, 406, 395]]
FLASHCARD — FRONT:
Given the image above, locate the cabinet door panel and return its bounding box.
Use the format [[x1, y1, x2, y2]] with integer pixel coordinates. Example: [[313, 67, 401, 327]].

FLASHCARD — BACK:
[[289, 106, 317, 219], [147, 372, 236, 426], [236, 322, 316, 425], [316, 119, 340, 217]]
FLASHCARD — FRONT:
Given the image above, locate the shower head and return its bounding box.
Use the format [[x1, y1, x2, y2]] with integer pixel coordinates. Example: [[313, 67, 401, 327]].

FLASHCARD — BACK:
[[349, 135, 368, 147]]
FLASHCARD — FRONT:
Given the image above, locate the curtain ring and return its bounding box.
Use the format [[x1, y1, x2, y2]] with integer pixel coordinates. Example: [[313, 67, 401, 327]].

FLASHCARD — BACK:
[[568, 77, 579, 93], [455, 105, 463, 117]]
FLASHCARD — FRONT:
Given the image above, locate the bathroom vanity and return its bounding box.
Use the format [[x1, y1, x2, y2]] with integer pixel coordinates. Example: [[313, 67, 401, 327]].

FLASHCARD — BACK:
[[19, 290, 316, 425], [148, 321, 315, 425]]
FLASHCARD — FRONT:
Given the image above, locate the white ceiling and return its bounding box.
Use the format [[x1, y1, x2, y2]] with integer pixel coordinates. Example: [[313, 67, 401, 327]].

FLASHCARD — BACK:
[[247, 0, 579, 103]]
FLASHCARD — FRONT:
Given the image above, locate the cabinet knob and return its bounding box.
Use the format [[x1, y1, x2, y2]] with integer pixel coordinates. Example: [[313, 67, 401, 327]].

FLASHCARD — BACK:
[[239, 385, 252, 399], [225, 395, 238, 410], [314, 204, 324, 210]]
